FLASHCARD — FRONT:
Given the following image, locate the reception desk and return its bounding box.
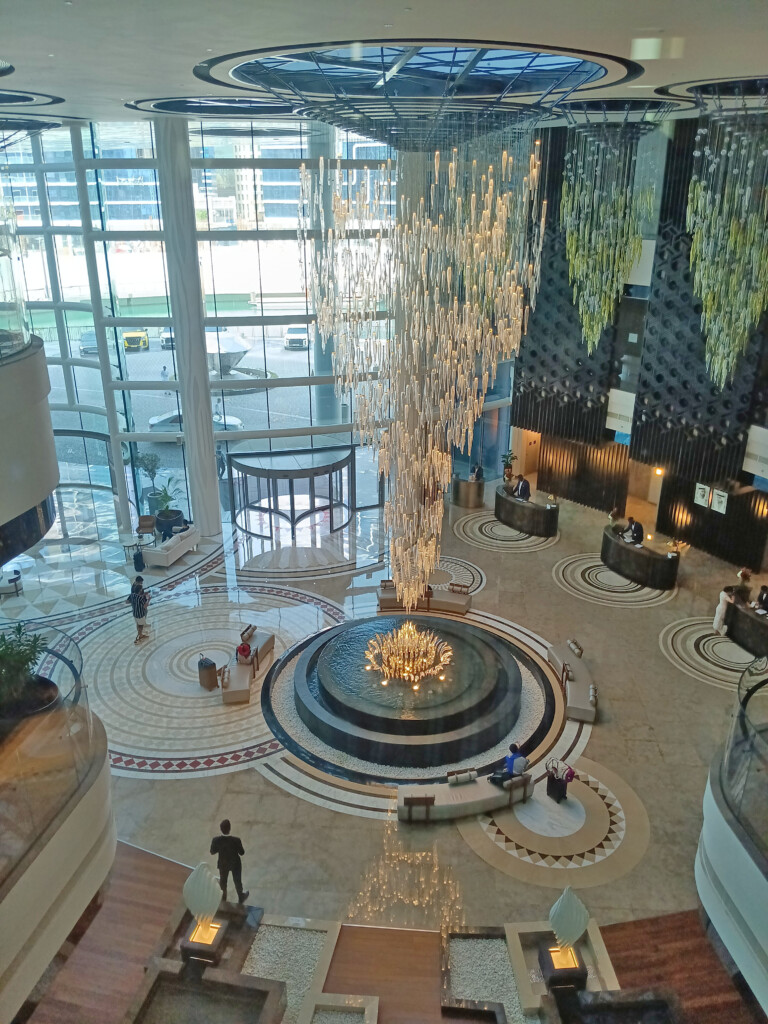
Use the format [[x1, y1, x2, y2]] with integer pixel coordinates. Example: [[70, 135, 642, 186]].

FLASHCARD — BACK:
[[451, 476, 486, 508], [600, 524, 679, 590], [494, 486, 559, 537], [725, 601, 768, 658]]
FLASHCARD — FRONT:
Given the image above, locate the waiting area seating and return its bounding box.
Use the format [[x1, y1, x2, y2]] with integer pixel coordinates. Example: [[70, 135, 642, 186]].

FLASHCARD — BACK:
[[143, 526, 200, 568], [377, 580, 472, 615], [198, 623, 276, 705], [397, 770, 532, 822], [547, 639, 598, 723]]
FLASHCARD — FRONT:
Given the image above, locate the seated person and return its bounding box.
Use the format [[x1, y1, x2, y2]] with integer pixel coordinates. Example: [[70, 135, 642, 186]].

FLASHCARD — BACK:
[[511, 474, 531, 501], [621, 516, 644, 545], [489, 743, 529, 787], [753, 584, 768, 613]]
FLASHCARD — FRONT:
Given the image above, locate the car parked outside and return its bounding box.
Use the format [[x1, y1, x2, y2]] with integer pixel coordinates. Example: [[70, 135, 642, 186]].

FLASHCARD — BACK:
[[148, 410, 244, 432], [79, 329, 99, 357], [284, 325, 310, 350]]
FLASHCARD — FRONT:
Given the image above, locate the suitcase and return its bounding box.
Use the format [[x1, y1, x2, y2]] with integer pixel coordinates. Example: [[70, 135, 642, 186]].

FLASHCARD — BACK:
[[198, 654, 218, 691], [133, 549, 145, 572]]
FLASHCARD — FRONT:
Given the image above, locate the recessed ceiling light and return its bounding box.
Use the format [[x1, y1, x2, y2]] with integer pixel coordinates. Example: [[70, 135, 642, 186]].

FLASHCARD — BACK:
[[48, 53, 55, 58], [384, 23, 393, 28]]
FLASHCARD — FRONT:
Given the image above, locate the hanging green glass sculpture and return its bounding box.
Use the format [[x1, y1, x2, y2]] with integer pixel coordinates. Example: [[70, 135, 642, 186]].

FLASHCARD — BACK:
[[687, 112, 768, 389], [561, 122, 655, 352]]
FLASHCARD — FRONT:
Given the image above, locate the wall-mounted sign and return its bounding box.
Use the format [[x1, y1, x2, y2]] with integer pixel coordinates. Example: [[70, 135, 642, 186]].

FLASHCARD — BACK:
[[712, 489, 729, 515], [694, 483, 712, 508]]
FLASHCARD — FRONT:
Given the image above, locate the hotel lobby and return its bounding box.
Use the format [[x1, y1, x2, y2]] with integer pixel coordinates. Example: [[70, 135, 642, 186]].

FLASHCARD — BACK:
[[1, 4, 767, 1023]]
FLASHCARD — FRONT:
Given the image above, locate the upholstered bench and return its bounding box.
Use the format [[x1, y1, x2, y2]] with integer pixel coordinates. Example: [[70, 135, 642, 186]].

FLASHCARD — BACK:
[[239, 624, 276, 669], [397, 772, 532, 822], [220, 660, 253, 705], [376, 581, 472, 616], [547, 641, 597, 724]]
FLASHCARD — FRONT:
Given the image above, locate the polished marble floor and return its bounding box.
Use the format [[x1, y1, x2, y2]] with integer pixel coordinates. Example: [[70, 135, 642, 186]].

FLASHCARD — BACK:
[[1, 479, 748, 929]]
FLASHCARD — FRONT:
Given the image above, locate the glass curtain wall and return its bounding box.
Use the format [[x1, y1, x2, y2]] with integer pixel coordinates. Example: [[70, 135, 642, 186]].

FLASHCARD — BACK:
[[1, 118, 395, 534]]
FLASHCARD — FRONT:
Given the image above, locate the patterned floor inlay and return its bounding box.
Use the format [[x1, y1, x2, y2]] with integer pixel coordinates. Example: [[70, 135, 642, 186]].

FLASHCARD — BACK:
[[255, 752, 396, 820], [457, 756, 649, 888], [452, 512, 560, 552], [429, 556, 486, 593], [658, 617, 753, 690], [72, 583, 345, 778], [551, 553, 677, 608]]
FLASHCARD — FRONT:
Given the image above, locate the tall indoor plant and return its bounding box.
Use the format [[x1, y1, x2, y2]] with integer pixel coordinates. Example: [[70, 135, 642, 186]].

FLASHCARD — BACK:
[[0, 623, 56, 719], [135, 451, 163, 515]]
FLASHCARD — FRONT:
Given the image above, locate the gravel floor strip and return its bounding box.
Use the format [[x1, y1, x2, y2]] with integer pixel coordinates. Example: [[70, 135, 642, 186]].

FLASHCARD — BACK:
[[243, 924, 328, 1024], [449, 936, 539, 1024]]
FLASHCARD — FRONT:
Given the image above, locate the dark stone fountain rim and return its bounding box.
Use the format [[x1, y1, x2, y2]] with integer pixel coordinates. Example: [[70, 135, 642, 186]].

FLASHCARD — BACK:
[[260, 614, 557, 785]]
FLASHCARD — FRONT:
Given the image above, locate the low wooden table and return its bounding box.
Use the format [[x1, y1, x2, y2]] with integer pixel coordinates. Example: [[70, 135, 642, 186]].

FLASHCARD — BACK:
[[221, 659, 253, 705]]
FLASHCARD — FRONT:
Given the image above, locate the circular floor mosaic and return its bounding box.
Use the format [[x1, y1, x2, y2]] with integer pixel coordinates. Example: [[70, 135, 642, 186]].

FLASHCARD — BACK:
[[551, 553, 677, 608], [430, 556, 486, 593], [658, 617, 753, 690], [452, 512, 559, 552], [70, 583, 345, 777], [457, 756, 650, 888]]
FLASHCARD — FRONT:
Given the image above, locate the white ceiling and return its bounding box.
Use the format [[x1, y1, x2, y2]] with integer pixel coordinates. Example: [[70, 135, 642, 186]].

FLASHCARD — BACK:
[[1, 0, 766, 123]]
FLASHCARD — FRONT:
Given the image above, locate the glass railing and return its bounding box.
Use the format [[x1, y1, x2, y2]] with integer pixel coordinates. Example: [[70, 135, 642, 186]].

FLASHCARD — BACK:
[[0, 627, 101, 888], [720, 657, 768, 860]]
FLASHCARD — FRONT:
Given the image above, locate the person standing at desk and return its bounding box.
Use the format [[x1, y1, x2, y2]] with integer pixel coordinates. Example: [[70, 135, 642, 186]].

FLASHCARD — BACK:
[[622, 516, 644, 545], [511, 474, 531, 501], [753, 585, 768, 613], [470, 463, 484, 481]]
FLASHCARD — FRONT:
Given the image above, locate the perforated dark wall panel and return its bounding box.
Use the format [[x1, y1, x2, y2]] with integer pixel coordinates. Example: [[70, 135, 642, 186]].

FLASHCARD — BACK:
[[629, 222, 765, 482], [512, 227, 615, 445]]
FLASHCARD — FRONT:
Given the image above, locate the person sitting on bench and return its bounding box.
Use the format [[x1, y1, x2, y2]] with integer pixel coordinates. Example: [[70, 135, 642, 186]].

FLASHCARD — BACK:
[[490, 743, 529, 787]]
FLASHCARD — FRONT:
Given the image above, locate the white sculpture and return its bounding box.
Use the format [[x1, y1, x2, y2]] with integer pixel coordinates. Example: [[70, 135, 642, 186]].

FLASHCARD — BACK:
[[549, 886, 589, 949], [183, 862, 221, 929]]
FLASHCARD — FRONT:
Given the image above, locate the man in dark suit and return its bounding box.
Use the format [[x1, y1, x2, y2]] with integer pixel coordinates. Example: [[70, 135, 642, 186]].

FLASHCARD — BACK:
[[622, 516, 644, 545], [512, 474, 531, 501], [210, 819, 249, 904]]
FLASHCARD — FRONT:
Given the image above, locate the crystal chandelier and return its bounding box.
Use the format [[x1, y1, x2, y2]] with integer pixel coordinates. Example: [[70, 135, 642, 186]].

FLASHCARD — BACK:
[[300, 122, 546, 608], [687, 111, 768, 388], [364, 620, 453, 689], [561, 121, 656, 352]]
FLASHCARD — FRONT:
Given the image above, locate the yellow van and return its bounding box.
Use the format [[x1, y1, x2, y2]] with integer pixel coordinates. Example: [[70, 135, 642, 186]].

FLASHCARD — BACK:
[[122, 329, 149, 351]]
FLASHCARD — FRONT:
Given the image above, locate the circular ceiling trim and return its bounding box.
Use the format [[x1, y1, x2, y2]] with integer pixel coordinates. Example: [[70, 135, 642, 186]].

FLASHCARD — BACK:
[[0, 87, 65, 108], [657, 74, 768, 102], [194, 37, 643, 98], [126, 94, 297, 117]]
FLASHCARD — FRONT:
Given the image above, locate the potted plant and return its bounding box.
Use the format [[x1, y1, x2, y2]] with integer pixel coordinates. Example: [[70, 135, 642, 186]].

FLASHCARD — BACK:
[[135, 451, 163, 514], [0, 623, 57, 722], [155, 477, 185, 539], [501, 450, 517, 483]]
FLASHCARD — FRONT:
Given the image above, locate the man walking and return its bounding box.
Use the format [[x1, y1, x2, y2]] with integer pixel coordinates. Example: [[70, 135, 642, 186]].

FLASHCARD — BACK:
[[160, 365, 171, 396], [210, 818, 249, 904], [128, 576, 151, 644]]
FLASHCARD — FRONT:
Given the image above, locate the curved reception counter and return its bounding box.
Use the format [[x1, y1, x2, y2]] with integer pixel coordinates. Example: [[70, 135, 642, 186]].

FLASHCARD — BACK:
[[600, 524, 679, 590], [725, 601, 768, 658], [494, 486, 559, 537], [451, 476, 485, 509]]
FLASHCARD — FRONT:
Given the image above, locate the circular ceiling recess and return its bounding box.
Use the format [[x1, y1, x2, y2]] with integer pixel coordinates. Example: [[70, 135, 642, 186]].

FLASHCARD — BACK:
[[195, 39, 642, 148], [0, 88, 64, 107], [658, 75, 768, 103], [126, 94, 295, 117]]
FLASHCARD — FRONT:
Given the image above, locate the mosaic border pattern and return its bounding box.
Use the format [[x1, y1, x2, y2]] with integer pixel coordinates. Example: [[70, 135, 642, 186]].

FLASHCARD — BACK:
[[457, 756, 649, 888]]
